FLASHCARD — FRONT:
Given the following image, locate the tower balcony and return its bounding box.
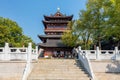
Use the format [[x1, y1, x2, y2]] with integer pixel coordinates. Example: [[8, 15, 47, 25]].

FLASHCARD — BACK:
[[44, 28, 68, 32]]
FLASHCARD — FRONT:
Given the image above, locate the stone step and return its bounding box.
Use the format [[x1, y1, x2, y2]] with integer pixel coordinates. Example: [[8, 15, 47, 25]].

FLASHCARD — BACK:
[[38, 60, 77, 63], [35, 65, 83, 69], [36, 63, 82, 65], [32, 72, 87, 75], [38, 61, 77, 62], [31, 73, 88, 77], [33, 66, 84, 69], [31, 69, 87, 73], [31, 67, 85, 70], [28, 76, 90, 80], [38, 59, 76, 61], [35, 62, 80, 65], [37, 63, 78, 65], [34, 64, 82, 67], [28, 59, 90, 80], [31, 70, 86, 74], [28, 75, 90, 79], [34, 63, 84, 67], [34, 67, 83, 70], [36, 62, 79, 64]]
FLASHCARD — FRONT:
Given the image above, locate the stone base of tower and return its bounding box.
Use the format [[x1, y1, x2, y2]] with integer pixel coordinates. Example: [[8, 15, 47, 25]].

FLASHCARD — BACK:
[[40, 48, 76, 59]]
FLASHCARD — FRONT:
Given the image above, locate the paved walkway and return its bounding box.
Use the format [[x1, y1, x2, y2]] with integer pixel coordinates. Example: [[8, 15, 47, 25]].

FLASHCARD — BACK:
[[91, 60, 120, 80], [0, 61, 26, 80]]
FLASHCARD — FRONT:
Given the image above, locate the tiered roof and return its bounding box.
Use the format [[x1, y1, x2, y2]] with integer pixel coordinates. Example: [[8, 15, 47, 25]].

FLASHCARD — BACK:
[[44, 11, 73, 20], [38, 35, 61, 40], [38, 10, 73, 48], [38, 40, 67, 48], [43, 11, 73, 27]]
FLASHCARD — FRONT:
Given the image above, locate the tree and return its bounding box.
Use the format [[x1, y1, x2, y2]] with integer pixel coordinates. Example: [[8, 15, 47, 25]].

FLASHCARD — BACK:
[[22, 35, 36, 48], [62, 19, 93, 49], [104, 0, 120, 47], [77, 0, 120, 49], [62, 21, 78, 47], [78, 10, 95, 49], [62, 0, 120, 49], [0, 17, 35, 47], [85, 0, 109, 49]]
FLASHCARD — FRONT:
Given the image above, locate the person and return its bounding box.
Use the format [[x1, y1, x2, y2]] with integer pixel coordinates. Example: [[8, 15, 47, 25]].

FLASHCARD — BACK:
[[53, 51, 57, 58], [57, 51, 60, 58]]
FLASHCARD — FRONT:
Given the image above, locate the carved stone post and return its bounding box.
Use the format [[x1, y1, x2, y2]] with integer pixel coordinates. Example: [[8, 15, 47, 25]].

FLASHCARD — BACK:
[[78, 46, 81, 51], [4, 43, 10, 60], [22, 43, 32, 80], [115, 47, 118, 60], [27, 43, 32, 63], [36, 46, 38, 60], [96, 47, 100, 60]]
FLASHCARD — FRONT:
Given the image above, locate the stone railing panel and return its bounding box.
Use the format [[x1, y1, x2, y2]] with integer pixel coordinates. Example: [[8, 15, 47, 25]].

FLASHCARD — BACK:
[[100, 50, 115, 60], [82, 50, 96, 59], [8, 48, 28, 60], [0, 48, 5, 60], [0, 43, 38, 61], [80, 47, 120, 60], [9, 48, 28, 54], [0, 48, 4, 53], [31, 49, 38, 60]]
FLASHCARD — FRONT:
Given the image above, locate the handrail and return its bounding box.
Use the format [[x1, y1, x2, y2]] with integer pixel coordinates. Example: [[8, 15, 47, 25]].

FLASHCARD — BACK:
[[74, 47, 95, 80], [22, 61, 31, 80], [22, 44, 39, 80], [22, 43, 32, 80]]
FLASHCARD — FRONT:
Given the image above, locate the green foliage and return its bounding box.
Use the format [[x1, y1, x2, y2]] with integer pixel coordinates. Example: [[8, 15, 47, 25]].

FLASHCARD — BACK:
[[22, 35, 36, 48], [104, 0, 120, 46], [62, 0, 120, 49], [62, 30, 78, 47], [0, 17, 35, 47], [62, 21, 78, 47], [78, 0, 120, 49]]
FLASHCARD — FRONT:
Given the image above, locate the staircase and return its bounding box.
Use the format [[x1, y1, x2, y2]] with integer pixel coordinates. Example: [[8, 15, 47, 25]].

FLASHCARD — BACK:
[[28, 59, 90, 80]]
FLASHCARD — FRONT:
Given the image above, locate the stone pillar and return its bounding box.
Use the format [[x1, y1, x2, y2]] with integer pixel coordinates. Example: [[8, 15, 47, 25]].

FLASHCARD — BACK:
[[96, 47, 100, 60], [78, 46, 81, 51], [22, 43, 32, 80], [27, 43, 32, 63], [36, 46, 38, 60], [115, 47, 118, 60], [4, 43, 10, 60]]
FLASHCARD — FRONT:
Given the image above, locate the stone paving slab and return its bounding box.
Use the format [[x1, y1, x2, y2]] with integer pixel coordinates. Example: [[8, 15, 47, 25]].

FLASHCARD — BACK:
[[0, 62, 26, 80]]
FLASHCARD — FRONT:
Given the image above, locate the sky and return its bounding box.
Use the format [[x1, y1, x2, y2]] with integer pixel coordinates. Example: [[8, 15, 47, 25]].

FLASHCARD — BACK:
[[0, 0, 87, 44]]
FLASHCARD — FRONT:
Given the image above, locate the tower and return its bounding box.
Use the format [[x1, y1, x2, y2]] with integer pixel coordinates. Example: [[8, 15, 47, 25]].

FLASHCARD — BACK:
[[38, 9, 73, 58]]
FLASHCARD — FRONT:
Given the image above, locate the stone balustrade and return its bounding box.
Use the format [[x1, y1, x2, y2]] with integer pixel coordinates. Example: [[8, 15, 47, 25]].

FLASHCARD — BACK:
[[0, 43, 38, 61], [74, 46, 95, 80], [78, 47, 120, 60]]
